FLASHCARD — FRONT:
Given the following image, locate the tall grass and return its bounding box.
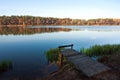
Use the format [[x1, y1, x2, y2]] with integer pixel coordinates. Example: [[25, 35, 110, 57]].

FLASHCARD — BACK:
[[46, 48, 59, 63], [80, 44, 120, 57]]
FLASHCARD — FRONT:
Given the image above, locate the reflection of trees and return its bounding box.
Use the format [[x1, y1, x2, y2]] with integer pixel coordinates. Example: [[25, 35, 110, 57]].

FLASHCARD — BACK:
[[0, 27, 71, 35]]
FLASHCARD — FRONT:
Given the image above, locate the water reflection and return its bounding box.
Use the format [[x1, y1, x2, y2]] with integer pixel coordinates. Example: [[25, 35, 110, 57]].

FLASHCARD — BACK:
[[0, 26, 71, 35], [0, 26, 120, 35]]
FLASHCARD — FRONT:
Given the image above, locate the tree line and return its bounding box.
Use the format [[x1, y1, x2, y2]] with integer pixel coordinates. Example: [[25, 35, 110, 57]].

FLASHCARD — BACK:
[[0, 15, 120, 26]]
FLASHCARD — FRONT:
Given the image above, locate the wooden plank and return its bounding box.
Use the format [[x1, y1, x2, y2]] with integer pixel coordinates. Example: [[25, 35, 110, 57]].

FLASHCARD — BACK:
[[58, 44, 73, 49], [60, 49, 80, 57], [61, 49, 110, 77]]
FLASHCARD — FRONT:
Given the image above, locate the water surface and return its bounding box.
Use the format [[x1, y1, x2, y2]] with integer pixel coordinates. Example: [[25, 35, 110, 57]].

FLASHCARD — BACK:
[[0, 26, 120, 79]]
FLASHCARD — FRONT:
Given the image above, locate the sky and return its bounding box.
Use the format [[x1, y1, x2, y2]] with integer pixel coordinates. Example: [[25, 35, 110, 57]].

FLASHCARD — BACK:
[[0, 0, 120, 19]]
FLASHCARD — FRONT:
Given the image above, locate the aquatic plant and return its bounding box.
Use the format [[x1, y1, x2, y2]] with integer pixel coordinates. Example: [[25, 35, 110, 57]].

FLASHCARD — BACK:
[[0, 60, 12, 73], [46, 48, 59, 63], [46, 47, 66, 63]]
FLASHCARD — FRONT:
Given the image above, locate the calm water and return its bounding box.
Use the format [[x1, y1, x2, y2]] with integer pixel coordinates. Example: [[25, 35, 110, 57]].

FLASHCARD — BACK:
[[0, 26, 120, 79]]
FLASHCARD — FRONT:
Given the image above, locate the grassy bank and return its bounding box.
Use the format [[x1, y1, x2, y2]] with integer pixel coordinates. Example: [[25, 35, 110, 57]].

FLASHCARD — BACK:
[[80, 44, 120, 57]]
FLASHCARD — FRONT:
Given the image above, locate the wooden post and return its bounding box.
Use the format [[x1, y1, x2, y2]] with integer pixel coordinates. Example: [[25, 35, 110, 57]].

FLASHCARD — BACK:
[[59, 52, 63, 68], [71, 44, 73, 49]]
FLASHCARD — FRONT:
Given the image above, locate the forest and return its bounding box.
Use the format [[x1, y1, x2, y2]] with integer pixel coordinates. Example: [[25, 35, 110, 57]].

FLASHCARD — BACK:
[[0, 16, 120, 26]]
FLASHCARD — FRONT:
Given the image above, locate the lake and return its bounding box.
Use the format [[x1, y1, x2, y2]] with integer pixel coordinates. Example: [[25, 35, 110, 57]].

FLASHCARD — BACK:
[[0, 26, 120, 79]]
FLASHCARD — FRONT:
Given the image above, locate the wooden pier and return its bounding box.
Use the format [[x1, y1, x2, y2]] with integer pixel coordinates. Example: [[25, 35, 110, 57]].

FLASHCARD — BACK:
[[58, 44, 110, 77]]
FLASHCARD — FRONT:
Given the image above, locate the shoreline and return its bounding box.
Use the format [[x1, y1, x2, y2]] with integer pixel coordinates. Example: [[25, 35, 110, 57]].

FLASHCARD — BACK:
[[0, 25, 26, 27], [0, 25, 120, 27]]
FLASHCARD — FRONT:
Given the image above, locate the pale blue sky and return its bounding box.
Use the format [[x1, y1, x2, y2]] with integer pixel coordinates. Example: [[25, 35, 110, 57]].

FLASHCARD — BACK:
[[0, 0, 120, 19]]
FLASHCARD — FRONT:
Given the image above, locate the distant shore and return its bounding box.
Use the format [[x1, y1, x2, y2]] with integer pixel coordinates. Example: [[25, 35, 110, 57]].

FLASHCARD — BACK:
[[0, 16, 120, 26], [0, 25, 120, 27]]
